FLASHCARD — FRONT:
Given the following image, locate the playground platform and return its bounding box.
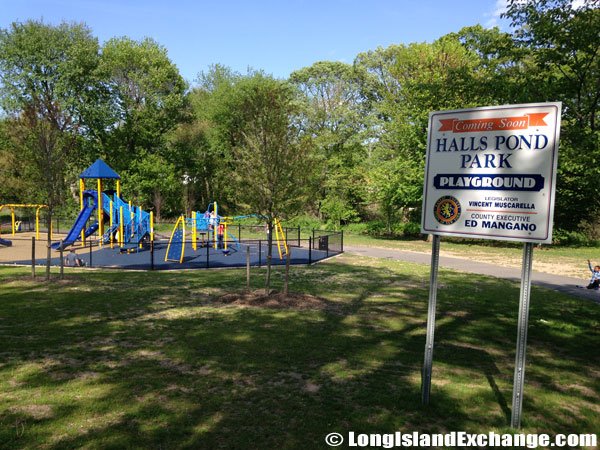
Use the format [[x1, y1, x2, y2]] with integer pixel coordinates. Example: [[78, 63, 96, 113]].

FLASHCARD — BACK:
[[0, 234, 342, 271]]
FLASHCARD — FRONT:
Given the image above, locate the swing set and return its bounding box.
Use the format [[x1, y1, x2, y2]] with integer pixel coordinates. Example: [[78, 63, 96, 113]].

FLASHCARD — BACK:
[[0, 204, 52, 242]]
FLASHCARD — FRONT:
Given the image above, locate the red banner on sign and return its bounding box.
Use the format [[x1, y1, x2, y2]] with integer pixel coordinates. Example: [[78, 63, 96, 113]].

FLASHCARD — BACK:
[[439, 113, 548, 133]]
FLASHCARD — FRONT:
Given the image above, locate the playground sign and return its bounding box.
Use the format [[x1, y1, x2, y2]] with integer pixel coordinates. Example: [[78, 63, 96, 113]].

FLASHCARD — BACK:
[[419, 102, 562, 430], [421, 103, 562, 244]]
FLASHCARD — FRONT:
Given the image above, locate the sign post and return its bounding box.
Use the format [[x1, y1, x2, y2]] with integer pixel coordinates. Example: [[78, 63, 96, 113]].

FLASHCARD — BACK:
[[421, 234, 440, 405], [420, 103, 561, 427]]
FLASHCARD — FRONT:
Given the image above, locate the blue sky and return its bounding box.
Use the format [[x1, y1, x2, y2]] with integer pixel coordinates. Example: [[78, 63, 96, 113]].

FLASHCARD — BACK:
[[0, 0, 510, 84]]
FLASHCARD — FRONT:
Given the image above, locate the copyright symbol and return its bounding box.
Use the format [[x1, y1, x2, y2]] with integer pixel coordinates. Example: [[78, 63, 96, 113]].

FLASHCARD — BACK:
[[325, 432, 344, 446]]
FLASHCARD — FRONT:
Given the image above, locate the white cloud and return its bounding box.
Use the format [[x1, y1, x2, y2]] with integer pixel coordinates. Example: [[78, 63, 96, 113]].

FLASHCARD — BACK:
[[485, 0, 589, 28], [484, 0, 509, 29]]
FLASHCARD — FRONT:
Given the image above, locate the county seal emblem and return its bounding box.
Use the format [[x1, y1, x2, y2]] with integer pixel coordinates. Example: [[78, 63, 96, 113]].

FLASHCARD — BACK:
[[434, 196, 461, 225]]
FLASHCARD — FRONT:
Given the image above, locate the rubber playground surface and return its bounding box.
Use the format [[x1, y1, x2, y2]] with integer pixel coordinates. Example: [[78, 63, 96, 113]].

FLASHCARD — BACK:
[[1, 238, 337, 270]]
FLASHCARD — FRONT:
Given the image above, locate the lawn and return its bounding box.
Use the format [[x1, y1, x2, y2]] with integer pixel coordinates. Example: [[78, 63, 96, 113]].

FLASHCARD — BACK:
[[0, 254, 598, 449], [343, 233, 599, 278]]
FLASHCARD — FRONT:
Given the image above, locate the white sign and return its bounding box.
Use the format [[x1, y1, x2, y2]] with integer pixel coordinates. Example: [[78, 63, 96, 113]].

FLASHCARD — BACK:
[[421, 103, 561, 244]]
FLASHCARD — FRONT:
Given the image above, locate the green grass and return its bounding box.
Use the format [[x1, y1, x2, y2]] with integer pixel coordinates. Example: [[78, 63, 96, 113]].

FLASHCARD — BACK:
[[343, 233, 599, 278], [0, 255, 598, 449]]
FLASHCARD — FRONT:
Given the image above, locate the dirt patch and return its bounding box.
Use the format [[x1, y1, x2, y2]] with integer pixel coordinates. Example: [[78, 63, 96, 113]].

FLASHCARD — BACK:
[[214, 290, 328, 310], [8, 404, 54, 420]]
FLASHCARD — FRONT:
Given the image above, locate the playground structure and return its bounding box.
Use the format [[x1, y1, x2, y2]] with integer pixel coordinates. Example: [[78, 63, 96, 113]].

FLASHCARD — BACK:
[[50, 159, 153, 252], [165, 202, 288, 264], [0, 158, 344, 270], [0, 204, 51, 244]]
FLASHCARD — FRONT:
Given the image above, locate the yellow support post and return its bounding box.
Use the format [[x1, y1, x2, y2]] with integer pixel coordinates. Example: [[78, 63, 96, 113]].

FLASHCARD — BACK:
[[274, 219, 288, 260], [192, 211, 197, 251], [280, 220, 288, 255], [97, 179, 103, 248], [119, 207, 124, 247], [274, 220, 282, 259], [139, 208, 143, 249], [213, 201, 218, 249], [150, 211, 154, 243], [224, 221, 228, 252], [129, 201, 133, 239], [110, 201, 114, 249], [116, 180, 121, 199], [11, 207, 15, 236], [80, 179, 85, 245], [36, 209, 39, 240]]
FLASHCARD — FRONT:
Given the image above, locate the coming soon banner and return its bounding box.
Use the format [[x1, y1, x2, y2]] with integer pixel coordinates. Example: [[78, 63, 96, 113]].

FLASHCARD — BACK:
[[421, 103, 561, 244]]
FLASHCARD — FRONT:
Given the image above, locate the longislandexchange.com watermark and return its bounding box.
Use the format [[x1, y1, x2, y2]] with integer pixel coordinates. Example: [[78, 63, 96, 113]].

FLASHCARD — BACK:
[[324, 431, 597, 448]]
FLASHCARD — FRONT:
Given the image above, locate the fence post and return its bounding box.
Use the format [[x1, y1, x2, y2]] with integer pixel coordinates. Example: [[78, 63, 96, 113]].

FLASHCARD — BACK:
[[31, 236, 35, 279], [258, 240, 262, 267], [284, 248, 291, 295], [206, 241, 209, 269], [150, 241, 154, 270], [341, 230, 344, 253], [89, 239, 93, 268], [246, 245, 250, 293], [308, 237, 312, 265], [239, 223, 241, 242], [59, 240, 64, 280]]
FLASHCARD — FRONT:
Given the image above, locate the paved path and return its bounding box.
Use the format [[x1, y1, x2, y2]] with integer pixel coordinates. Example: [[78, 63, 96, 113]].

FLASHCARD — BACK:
[[345, 245, 600, 304]]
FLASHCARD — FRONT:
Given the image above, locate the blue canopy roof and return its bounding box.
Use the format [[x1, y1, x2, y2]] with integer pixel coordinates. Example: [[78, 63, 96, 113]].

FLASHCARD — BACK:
[[79, 159, 120, 179]]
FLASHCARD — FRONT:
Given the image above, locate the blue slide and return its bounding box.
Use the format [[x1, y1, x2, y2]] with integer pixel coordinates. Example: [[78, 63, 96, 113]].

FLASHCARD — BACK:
[[51, 204, 96, 250], [0, 237, 12, 247]]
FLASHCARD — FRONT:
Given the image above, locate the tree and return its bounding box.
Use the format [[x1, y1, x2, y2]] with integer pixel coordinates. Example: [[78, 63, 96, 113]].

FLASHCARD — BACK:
[[355, 39, 482, 227], [0, 118, 36, 203], [217, 72, 315, 294], [290, 61, 372, 223], [99, 36, 188, 212], [503, 0, 600, 231], [0, 20, 102, 277]]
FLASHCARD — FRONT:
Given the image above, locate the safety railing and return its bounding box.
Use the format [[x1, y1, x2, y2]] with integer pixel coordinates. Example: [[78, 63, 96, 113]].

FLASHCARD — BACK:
[[0, 234, 343, 272]]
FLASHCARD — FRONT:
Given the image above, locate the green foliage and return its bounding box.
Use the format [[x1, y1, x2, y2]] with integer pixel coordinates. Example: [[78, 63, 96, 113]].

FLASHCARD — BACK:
[[0, 20, 102, 213], [1, 8, 599, 242], [503, 0, 600, 230], [209, 72, 316, 224], [290, 61, 372, 223], [94, 36, 188, 215], [552, 229, 600, 247]]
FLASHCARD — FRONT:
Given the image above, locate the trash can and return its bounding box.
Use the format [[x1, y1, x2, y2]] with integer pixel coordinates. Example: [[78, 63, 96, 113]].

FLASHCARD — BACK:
[[318, 235, 328, 251]]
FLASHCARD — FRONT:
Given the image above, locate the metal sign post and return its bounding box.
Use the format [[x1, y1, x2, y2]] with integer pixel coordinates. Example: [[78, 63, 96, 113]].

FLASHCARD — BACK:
[[422, 235, 440, 405], [511, 242, 534, 428], [419, 103, 561, 428]]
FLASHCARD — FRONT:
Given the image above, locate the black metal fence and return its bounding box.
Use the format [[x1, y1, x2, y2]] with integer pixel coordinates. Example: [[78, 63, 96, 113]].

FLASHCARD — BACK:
[[0, 229, 344, 272], [312, 229, 343, 254]]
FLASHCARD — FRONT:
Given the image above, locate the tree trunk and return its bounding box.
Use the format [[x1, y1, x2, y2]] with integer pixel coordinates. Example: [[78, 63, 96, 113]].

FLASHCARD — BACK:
[[265, 221, 272, 295], [46, 209, 52, 280], [153, 190, 163, 222]]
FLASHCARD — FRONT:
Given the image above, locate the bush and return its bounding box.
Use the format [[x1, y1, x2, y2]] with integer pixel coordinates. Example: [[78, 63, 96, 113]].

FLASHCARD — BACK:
[[280, 215, 322, 230], [400, 222, 422, 237], [552, 229, 600, 247], [366, 220, 387, 234], [343, 222, 368, 234]]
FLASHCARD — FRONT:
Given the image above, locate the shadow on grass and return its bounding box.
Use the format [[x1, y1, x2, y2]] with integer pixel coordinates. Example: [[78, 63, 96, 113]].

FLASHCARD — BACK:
[[0, 257, 598, 449]]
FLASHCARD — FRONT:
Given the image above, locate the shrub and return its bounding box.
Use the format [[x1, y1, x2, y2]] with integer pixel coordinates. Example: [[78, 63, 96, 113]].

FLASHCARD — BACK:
[[366, 220, 387, 234], [552, 229, 600, 247]]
